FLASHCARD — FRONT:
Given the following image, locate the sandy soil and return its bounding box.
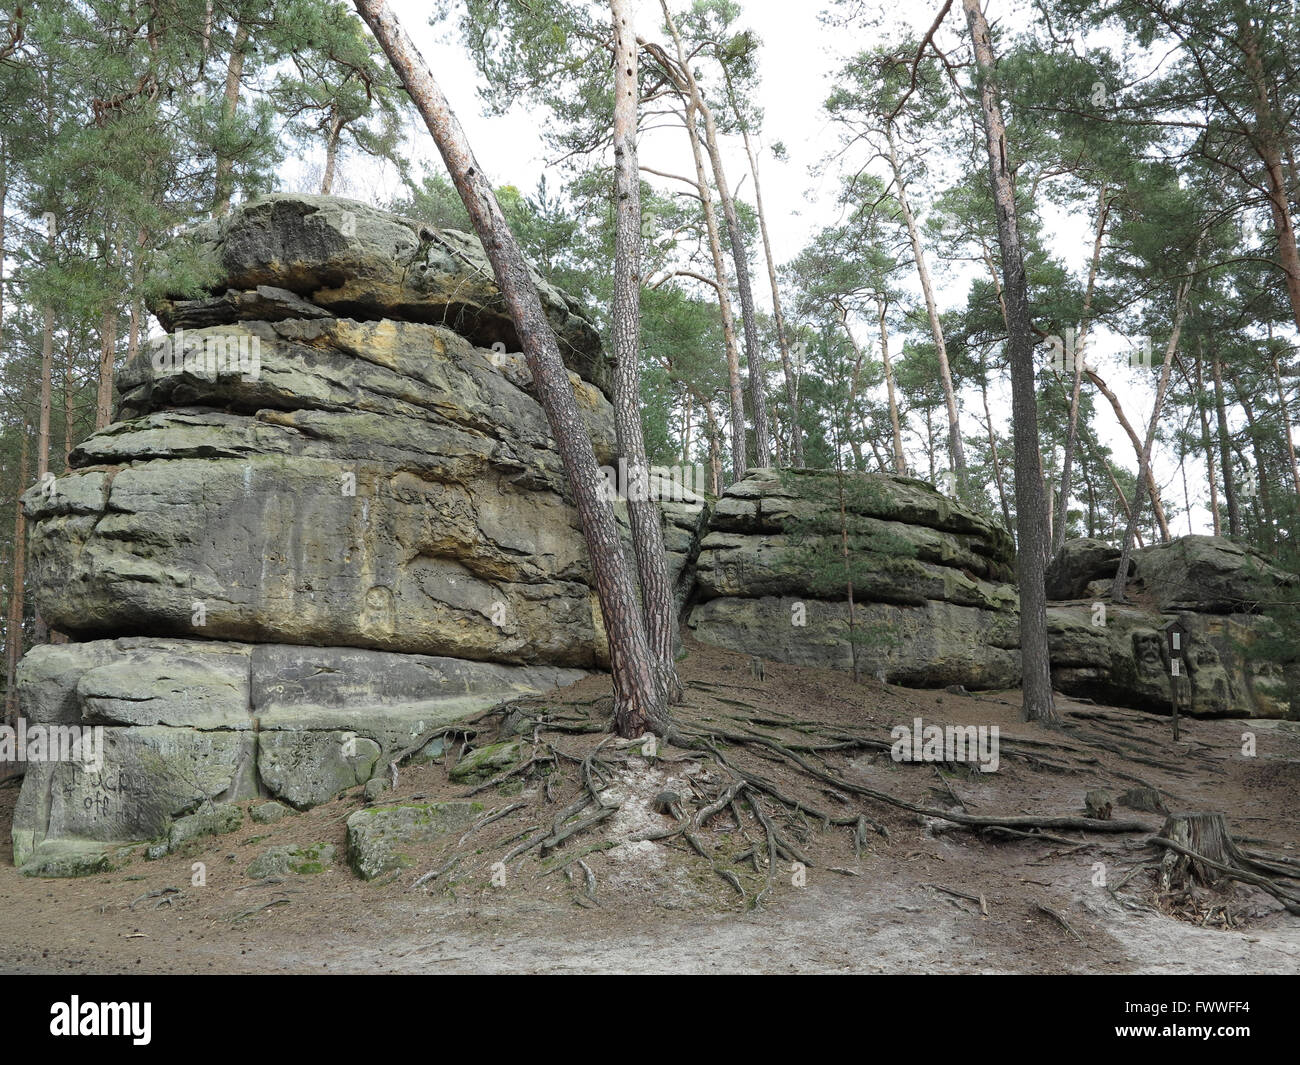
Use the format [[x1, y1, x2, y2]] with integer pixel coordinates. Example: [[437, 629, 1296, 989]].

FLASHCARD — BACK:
[[2, 641, 1297, 974]]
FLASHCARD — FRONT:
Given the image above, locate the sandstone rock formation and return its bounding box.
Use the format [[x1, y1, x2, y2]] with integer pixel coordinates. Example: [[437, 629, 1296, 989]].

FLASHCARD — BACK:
[[1046, 536, 1294, 718], [150, 193, 613, 396], [687, 469, 1022, 689], [12, 194, 705, 874]]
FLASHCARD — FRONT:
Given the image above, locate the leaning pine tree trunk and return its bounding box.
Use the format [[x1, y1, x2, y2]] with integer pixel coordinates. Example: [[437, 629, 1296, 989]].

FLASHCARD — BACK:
[[886, 127, 967, 499], [609, 0, 680, 700], [1110, 272, 1192, 603], [352, 0, 668, 738], [963, 0, 1056, 725]]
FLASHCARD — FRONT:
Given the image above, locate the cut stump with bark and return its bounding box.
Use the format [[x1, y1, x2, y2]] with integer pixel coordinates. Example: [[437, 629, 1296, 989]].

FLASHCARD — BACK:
[[1157, 812, 1235, 891], [1118, 787, 1168, 815]]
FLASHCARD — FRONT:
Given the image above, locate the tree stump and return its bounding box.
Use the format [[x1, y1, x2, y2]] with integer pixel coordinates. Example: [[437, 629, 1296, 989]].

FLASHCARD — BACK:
[[1084, 790, 1113, 820], [1158, 812, 1236, 891], [1118, 787, 1168, 815]]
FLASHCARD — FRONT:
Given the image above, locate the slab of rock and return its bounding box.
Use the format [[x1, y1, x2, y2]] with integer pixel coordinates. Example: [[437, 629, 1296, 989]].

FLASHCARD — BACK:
[[28, 319, 621, 668], [1130, 535, 1296, 613], [27, 317, 707, 668], [165, 804, 245, 850], [346, 802, 482, 881], [246, 843, 336, 878], [250, 801, 294, 825], [1046, 538, 1125, 600], [687, 469, 1020, 689], [689, 595, 1022, 690], [18, 841, 137, 879], [10, 639, 585, 864], [1047, 603, 1289, 717], [148, 194, 613, 396], [13, 725, 248, 868]]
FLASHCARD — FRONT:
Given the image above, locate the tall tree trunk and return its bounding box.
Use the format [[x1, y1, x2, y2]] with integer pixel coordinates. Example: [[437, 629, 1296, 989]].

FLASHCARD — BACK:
[[1210, 348, 1240, 536], [980, 351, 1012, 533], [877, 296, 906, 473], [746, 133, 801, 464], [128, 228, 145, 367], [352, 0, 667, 737], [924, 405, 935, 483], [1084, 462, 1097, 538], [609, 0, 679, 700], [4, 429, 27, 734], [1111, 272, 1193, 602], [96, 300, 117, 429], [62, 338, 74, 469], [1194, 346, 1222, 535], [886, 126, 967, 498], [1055, 184, 1110, 556], [1270, 349, 1300, 495], [680, 388, 692, 463], [671, 77, 747, 479], [321, 107, 343, 195], [963, 0, 1056, 724], [1084, 367, 1172, 540], [1046, 458, 1055, 545], [34, 303, 52, 645], [1233, 374, 1275, 542], [718, 64, 802, 465], [213, 18, 251, 217], [1100, 457, 1135, 537], [834, 301, 873, 464], [706, 401, 721, 495], [660, 6, 770, 468], [655, 13, 748, 475], [1239, 14, 1300, 337]]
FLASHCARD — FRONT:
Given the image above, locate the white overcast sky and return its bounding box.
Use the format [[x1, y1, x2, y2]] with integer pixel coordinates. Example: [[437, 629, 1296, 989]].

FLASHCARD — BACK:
[[293, 0, 1219, 535]]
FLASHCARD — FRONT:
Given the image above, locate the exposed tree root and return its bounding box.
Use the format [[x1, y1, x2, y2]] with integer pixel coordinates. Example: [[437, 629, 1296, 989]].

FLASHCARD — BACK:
[[380, 678, 1215, 914]]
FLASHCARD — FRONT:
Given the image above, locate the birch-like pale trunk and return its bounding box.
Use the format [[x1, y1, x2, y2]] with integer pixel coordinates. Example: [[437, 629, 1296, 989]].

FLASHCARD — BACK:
[[1054, 184, 1110, 556], [877, 296, 906, 473], [1110, 273, 1194, 602], [213, 18, 250, 217], [886, 126, 967, 498], [659, 4, 770, 467], [352, 0, 667, 737]]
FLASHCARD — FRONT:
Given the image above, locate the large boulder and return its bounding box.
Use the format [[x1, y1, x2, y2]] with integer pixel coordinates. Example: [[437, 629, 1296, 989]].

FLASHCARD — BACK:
[[345, 801, 483, 881], [1130, 535, 1297, 613], [11, 638, 583, 870], [25, 323, 705, 668], [11, 195, 707, 872], [1048, 603, 1290, 718], [1045, 538, 1125, 600], [687, 469, 1021, 689], [149, 194, 613, 396]]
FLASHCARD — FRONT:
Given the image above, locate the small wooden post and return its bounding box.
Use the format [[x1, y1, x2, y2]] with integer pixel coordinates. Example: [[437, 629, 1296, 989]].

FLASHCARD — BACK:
[[1164, 618, 1188, 743]]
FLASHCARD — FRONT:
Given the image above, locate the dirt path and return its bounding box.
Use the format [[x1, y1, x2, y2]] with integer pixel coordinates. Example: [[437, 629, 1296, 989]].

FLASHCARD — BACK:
[[3, 643, 1297, 974]]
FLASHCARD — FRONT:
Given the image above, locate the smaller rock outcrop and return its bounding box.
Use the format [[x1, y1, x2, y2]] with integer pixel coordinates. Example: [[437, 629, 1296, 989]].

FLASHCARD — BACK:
[[1046, 535, 1296, 717], [1132, 535, 1296, 613], [11, 638, 581, 870], [687, 469, 1022, 689], [1044, 538, 1126, 600]]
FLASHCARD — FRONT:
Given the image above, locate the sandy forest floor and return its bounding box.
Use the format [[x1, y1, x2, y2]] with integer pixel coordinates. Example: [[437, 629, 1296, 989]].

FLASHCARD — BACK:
[[1, 639, 1298, 974]]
